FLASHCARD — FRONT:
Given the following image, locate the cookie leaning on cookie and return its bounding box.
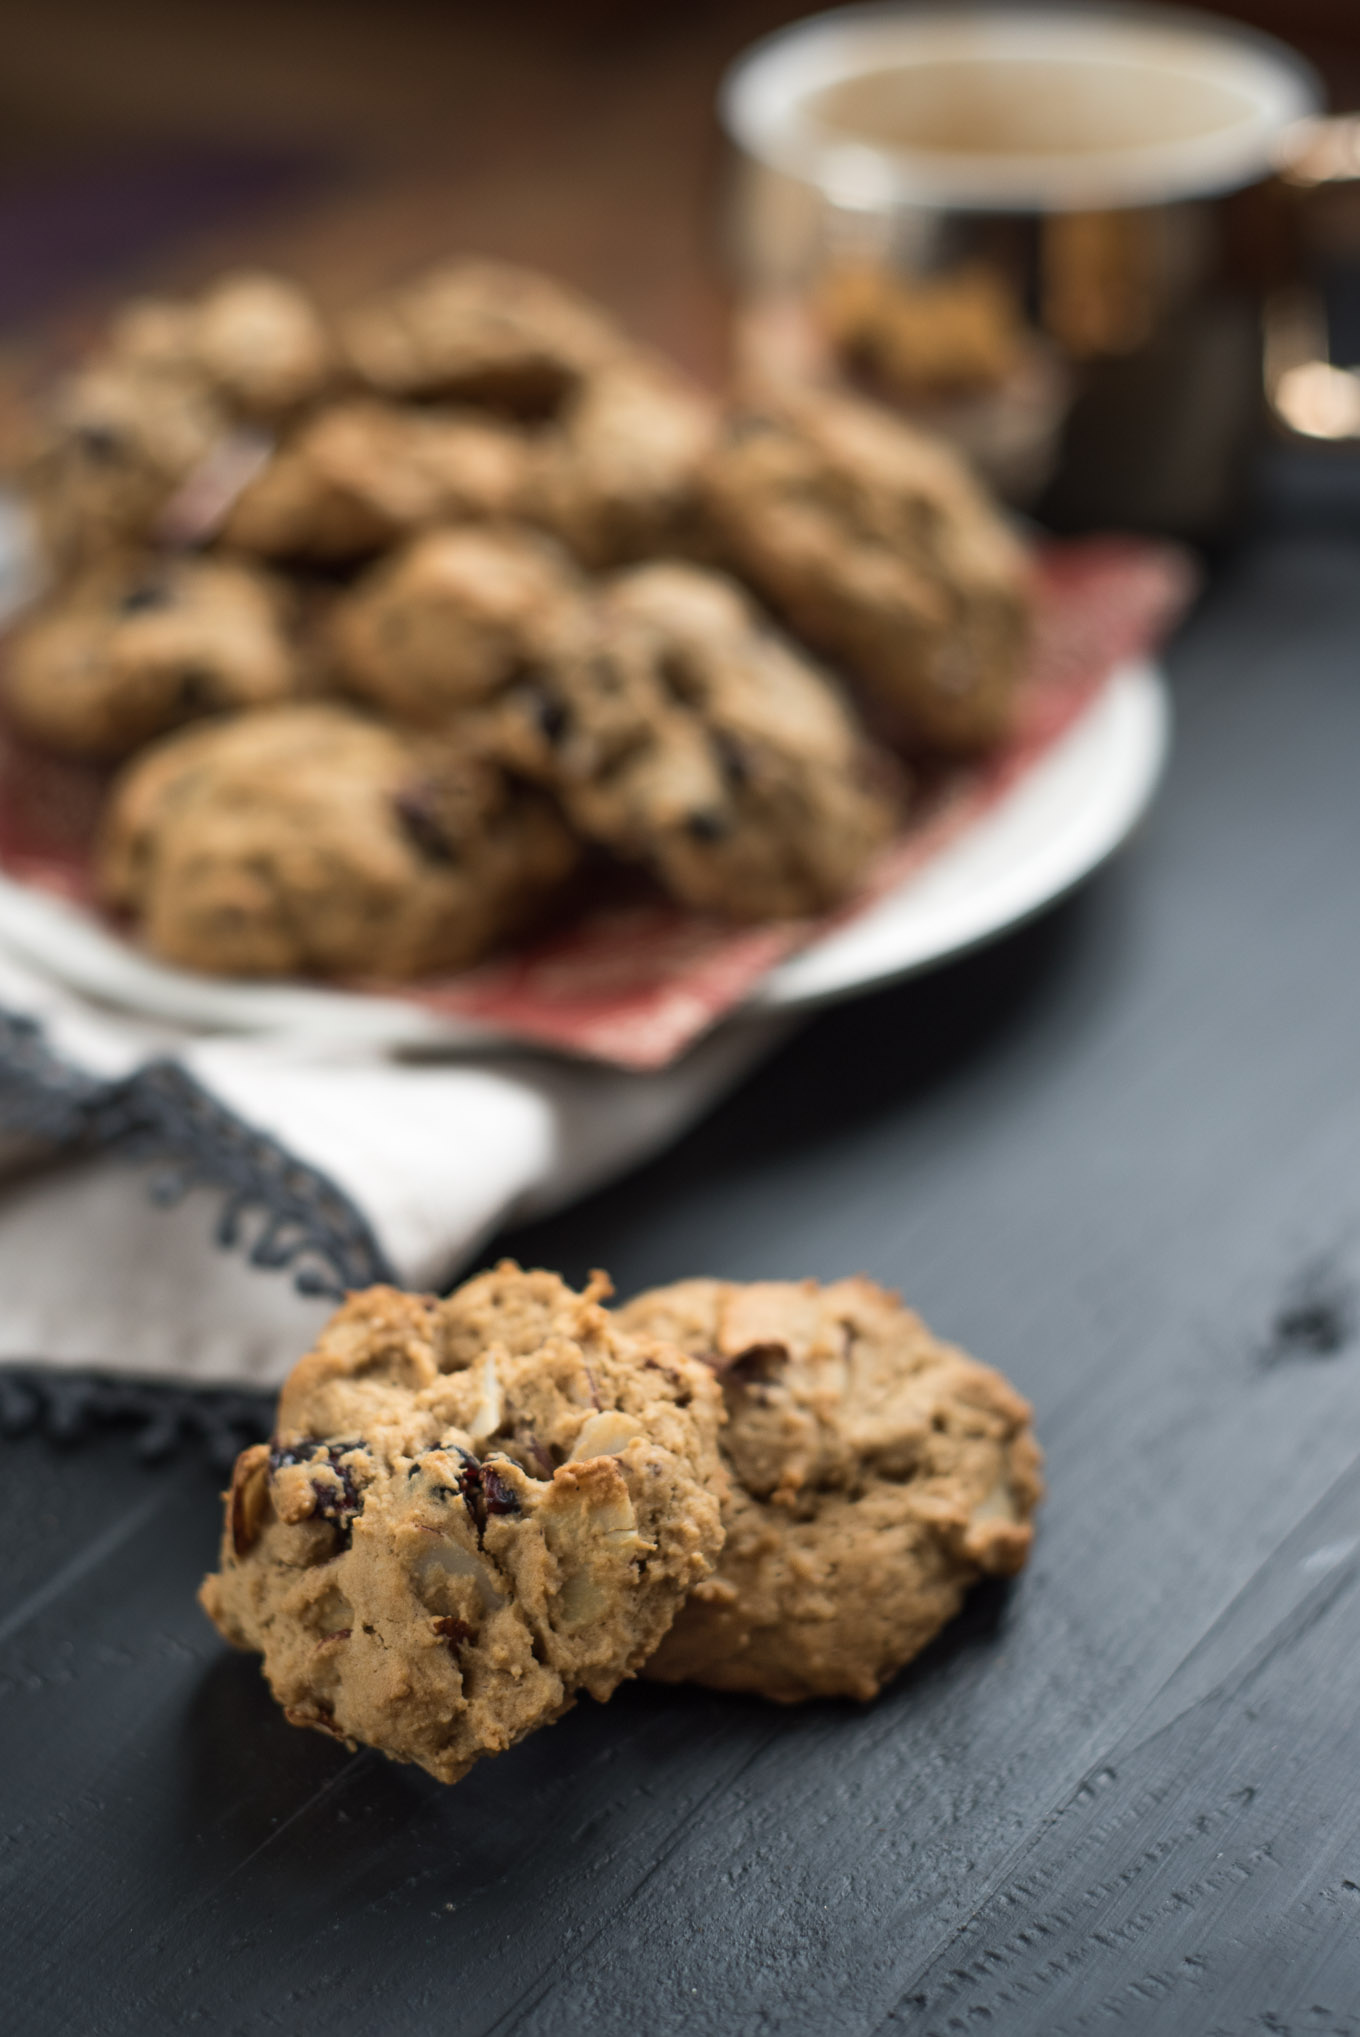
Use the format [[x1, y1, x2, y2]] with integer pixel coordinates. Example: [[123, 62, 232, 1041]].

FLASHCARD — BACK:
[[617, 1275, 1042, 1702], [703, 385, 1033, 754], [200, 1265, 726, 1786]]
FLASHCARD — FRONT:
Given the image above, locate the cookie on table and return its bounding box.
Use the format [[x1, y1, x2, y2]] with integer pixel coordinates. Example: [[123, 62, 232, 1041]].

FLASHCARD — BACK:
[[491, 560, 902, 920], [330, 523, 582, 725], [199, 1266, 726, 1785], [702, 387, 1033, 753], [21, 360, 224, 570], [617, 1276, 1042, 1702], [341, 258, 625, 415], [110, 270, 338, 420], [3, 553, 306, 758], [221, 399, 530, 562], [98, 701, 577, 979], [525, 354, 719, 568]]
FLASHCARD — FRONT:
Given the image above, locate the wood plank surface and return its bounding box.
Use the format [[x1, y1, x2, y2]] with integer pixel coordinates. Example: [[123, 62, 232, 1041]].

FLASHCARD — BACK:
[[3, 526, 1360, 2033]]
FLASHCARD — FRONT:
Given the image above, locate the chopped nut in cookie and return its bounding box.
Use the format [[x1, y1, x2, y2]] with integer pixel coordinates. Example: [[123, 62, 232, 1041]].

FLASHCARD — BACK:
[[618, 1275, 1042, 1702], [199, 1264, 726, 1784]]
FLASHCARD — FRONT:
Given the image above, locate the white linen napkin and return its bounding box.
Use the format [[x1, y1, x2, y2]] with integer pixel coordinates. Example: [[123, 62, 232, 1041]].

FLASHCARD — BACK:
[[0, 944, 781, 1387]]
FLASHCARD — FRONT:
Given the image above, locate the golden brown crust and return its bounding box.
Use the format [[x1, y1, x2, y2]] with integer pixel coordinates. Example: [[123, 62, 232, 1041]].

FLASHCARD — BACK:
[[98, 702, 577, 979], [3, 553, 307, 758], [702, 387, 1033, 754], [329, 524, 582, 724], [221, 398, 531, 562], [522, 353, 719, 568], [340, 258, 626, 412], [200, 1264, 726, 1784], [617, 1275, 1042, 1702], [487, 560, 903, 921]]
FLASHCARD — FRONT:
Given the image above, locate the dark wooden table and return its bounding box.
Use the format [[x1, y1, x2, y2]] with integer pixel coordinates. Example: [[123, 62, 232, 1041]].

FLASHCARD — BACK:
[[4, 488, 1360, 2035]]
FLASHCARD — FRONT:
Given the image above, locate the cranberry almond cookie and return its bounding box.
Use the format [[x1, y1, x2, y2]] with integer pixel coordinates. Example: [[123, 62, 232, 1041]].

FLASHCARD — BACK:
[[22, 272, 338, 568], [340, 257, 625, 414], [492, 560, 902, 920], [524, 353, 719, 569], [99, 702, 576, 978], [618, 1276, 1042, 1702], [221, 399, 530, 563], [200, 1267, 726, 1784], [703, 387, 1033, 754], [330, 524, 582, 726], [4, 553, 306, 758], [110, 270, 339, 421], [21, 358, 223, 572]]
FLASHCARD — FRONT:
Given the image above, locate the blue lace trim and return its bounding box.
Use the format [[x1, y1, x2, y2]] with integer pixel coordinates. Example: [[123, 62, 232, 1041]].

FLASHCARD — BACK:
[[0, 1005, 396, 1300]]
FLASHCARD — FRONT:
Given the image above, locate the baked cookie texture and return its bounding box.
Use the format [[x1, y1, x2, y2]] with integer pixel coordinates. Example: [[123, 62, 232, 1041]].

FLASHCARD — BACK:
[[23, 272, 338, 569], [99, 702, 577, 978], [330, 523, 581, 724], [111, 271, 338, 421], [221, 399, 530, 562], [523, 355, 719, 568], [3, 553, 306, 758], [617, 1276, 1042, 1702], [199, 1267, 726, 1784], [341, 258, 625, 413], [702, 388, 1033, 753], [492, 560, 902, 919], [22, 359, 223, 570]]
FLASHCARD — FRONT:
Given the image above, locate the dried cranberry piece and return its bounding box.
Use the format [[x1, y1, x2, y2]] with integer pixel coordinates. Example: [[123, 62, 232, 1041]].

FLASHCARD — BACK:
[[269, 1439, 368, 1527], [175, 666, 219, 712], [393, 782, 460, 864], [713, 730, 751, 790], [432, 1615, 474, 1652], [410, 1446, 519, 1530], [119, 581, 173, 614], [75, 424, 126, 463], [481, 1465, 520, 1517], [684, 809, 729, 842]]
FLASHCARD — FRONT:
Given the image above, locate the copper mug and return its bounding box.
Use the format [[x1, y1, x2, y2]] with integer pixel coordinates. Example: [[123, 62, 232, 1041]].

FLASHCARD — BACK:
[[719, 2, 1352, 537]]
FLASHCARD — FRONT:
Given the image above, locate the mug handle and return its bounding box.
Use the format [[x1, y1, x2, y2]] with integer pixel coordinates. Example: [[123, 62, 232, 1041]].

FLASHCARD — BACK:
[[1264, 116, 1360, 440]]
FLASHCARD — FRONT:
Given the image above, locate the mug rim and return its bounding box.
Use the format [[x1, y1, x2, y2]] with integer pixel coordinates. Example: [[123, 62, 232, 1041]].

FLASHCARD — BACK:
[[720, 0, 1323, 213]]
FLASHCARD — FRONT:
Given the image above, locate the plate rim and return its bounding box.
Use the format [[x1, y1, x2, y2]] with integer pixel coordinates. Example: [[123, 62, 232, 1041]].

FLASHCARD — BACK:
[[751, 653, 1170, 1011], [0, 656, 1170, 1050]]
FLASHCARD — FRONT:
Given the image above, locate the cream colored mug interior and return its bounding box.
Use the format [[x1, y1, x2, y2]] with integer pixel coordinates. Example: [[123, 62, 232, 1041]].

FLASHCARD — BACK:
[[724, 5, 1320, 212]]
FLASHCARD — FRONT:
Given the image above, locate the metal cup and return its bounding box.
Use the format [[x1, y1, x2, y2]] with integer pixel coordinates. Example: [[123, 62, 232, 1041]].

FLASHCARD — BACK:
[[719, 2, 1323, 536]]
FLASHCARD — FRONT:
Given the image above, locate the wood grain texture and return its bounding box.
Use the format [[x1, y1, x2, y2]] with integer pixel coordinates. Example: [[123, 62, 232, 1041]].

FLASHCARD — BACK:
[[4, 530, 1360, 2033]]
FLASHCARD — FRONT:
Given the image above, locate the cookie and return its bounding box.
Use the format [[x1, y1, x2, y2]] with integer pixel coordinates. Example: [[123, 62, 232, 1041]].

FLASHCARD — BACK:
[[524, 354, 718, 568], [111, 270, 338, 419], [330, 524, 581, 725], [21, 360, 224, 570], [617, 1276, 1042, 1702], [221, 399, 530, 562], [3, 553, 306, 758], [199, 1266, 726, 1784], [491, 561, 901, 920], [820, 262, 1026, 399], [341, 258, 624, 415], [99, 701, 577, 978], [703, 388, 1033, 753]]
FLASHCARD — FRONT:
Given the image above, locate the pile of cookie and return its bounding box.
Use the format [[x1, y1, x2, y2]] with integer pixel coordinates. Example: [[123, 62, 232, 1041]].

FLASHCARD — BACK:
[[202, 1262, 1042, 1782], [7, 261, 1033, 980]]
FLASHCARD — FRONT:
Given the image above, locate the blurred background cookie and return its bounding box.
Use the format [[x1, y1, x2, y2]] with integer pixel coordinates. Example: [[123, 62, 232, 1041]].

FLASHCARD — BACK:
[[330, 522, 582, 724], [703, 387, 1034, 753], [3, 552, 307, 757], [98, 701, 578, 978], [492, 560, 902, 919], [340, 257, 626, 415]]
